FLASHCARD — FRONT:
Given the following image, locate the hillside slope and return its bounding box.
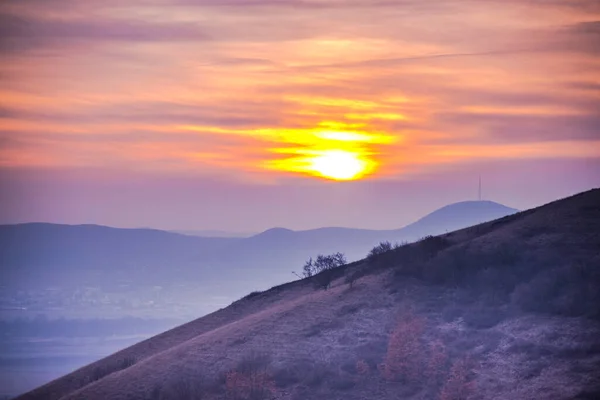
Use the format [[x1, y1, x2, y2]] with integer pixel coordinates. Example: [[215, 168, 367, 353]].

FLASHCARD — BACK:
[[17, 190, 600, 400]]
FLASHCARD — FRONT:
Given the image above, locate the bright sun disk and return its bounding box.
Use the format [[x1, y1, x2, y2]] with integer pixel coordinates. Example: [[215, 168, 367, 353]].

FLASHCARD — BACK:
[[309, 150, 368, 180]]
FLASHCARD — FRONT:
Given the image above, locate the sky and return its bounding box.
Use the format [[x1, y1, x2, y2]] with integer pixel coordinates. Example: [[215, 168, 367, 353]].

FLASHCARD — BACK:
[[0, 0, 599, 232]]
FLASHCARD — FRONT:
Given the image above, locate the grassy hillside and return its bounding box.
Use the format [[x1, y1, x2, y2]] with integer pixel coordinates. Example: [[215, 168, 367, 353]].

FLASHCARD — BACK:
[[17, 189, 600, 400]]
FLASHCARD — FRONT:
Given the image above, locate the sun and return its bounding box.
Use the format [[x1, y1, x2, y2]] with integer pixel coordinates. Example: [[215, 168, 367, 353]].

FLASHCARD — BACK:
[[262, 124, 389, 180], [308, 150, 369, 180]]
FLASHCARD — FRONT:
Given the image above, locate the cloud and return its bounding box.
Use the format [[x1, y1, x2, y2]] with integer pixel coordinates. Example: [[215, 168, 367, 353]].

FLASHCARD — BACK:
[[157, 0, 449, 9], [564, 20, 600, 53], [434, 113, 600, 144], [0, 13, 209, 45], [0, 0, 599, 179], [0, 99, 288, 128]]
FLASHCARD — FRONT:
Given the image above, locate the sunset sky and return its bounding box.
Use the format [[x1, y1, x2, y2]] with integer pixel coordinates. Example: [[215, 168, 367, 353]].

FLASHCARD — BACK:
[[1, 0, 599, 231]]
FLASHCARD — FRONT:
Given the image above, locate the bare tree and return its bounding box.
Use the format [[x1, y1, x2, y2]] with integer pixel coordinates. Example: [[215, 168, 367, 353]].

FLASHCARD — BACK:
[[301, 252, 347, 289]]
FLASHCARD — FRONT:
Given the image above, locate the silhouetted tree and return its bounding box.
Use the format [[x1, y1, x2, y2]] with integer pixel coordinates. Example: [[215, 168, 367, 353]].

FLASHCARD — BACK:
[[315, 268, 335, 290], [303, 257, 315, 277], [345, 270, 360, 289], [368, 241, 393, 260], [302, 252, 347, 290], [302, 252, 347, 278]]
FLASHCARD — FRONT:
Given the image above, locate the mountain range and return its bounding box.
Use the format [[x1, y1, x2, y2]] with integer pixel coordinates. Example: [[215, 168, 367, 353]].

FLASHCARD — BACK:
[[0, 200, 517, 299]]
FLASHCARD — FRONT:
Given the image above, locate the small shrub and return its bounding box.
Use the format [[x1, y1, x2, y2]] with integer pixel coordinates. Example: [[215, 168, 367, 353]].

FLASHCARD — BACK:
[[226, 370, 275, 400], [272, 364, 303, 387], [356, 340, 388, 369], [506, 340, 552, 357], [368, 241, 393, 260], [510, 268, 561, 314], [354, 359, 371, 383], [495, 243, 521, 266], [394, 241, 409, 249], [237, 352, 272, 374], [241, 291, 263, 301], [303, 257, 315, 278], [471, 268, 519, 305], [439, 357, 476, 400], [441, 305, 464, 322], [329, 374, 356, 390], [315, 268, 337, 290], [379, 312, 426, 382], [356, 359, 370, 375], [511, 262, 600, 319], [573, 389, 600, 399], [302, 362, 333, 387], [226, 352, 276, 400], [153, 374, 217, 400], [167, 378, 202, 400], [418, 235, 452, 259], [121, 356, 136, 369], [462, 307, 507, 329], [337, 303, 362, 316], [303, 319, 343, 337], [366, 241, 410, 267], [90, 367, 105, 382], [344, 270, 360, 288], [421, 246, 470, 284], [149, 384, 162, 400], [427, 340, 449, 382], [89, 356, 136, 382]]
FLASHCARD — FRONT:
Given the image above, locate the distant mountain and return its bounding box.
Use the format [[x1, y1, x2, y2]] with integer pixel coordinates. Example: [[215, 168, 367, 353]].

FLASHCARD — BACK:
[[0, 200, 517, 315], [171, 229, 255, 238], [18, 190, 600, 400], [0, 223, 238, 288], [213, 200, 518, 282], [393, 200, 518, 238]]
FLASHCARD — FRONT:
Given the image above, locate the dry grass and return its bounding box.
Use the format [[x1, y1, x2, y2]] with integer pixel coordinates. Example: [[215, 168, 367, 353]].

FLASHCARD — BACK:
[[15, 189, 600, 400]]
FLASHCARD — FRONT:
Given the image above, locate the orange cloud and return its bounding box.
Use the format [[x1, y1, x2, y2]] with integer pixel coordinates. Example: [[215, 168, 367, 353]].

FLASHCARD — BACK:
[[0, 0, 598, 182]]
